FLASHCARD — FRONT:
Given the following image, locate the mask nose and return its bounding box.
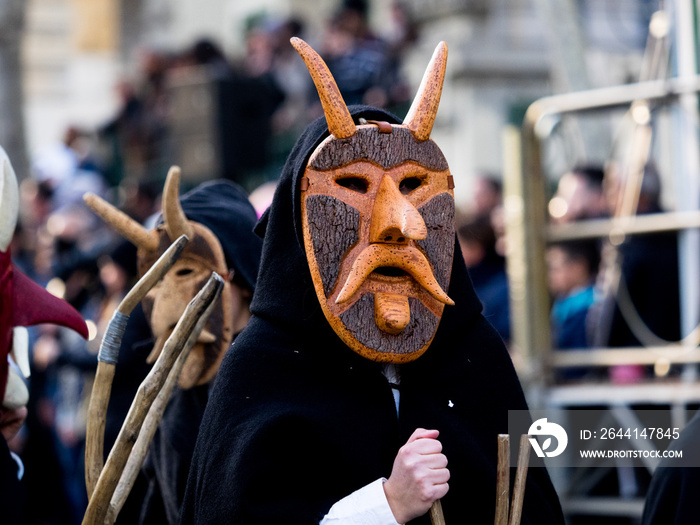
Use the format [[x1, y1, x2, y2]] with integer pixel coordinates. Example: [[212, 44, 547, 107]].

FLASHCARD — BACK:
[[369, 175, 427, 244]]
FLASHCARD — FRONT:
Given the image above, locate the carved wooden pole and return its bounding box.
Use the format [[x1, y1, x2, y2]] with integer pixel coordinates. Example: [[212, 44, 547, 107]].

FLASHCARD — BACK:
[[85, 235, 187, 497], [495, 434, 510, 525], [83, 272, 223, 525], [508, 435, 530, 525], [104, 282, 220, 524], [429, 500, 446, 525]]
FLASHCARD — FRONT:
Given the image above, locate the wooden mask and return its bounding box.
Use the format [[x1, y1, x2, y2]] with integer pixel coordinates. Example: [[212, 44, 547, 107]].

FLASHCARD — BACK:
[[293, 38, 456, 363], [1, 147, 88, 409], [84, 167, 233, 388]]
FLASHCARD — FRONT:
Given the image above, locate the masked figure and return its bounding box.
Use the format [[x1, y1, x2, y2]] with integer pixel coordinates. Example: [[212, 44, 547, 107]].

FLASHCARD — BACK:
[[86, 168, 260, 389], [1, 147, 88, 522], [181, 39, 563, 524], [86, 172, 262, 524]]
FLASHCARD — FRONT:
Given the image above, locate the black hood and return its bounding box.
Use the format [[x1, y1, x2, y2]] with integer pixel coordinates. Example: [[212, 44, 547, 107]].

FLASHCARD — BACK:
[[174, 179, 262, 292]]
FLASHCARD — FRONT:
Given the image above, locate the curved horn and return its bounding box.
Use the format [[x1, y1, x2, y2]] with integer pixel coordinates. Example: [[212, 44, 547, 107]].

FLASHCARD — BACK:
[[403, 42, 448, 142], [291, 37, 356, 139], [84, 193, 159, 252], [0, 147, 19, 252], [162, 166, 193, 242]]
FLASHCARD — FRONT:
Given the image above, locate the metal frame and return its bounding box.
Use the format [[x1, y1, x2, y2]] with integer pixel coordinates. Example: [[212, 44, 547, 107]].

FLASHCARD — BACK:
[[503, 73, 700, 521], [503, 75, 700, 374]]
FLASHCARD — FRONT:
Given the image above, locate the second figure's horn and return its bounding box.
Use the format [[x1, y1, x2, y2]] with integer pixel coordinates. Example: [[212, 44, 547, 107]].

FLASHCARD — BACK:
[[162, 166, 194, 242]]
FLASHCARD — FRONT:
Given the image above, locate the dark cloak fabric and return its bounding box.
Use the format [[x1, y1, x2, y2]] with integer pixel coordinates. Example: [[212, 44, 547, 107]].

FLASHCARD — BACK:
[[642, 409, 700, 525], [0, 436, 25, 524], [139, 384, 209, 524], [180, 106, 564, 524], [607, 231, 680, 347]]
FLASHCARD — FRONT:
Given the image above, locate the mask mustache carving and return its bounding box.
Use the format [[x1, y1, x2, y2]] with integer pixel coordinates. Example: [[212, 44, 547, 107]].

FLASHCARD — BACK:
[[335, 244, 454, 306]]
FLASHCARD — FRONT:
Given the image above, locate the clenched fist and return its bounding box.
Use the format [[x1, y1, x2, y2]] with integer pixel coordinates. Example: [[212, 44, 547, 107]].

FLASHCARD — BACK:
[[383, 428, 449, 524]]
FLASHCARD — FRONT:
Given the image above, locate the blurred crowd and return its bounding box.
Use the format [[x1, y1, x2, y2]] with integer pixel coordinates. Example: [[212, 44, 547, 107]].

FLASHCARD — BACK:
[[456, 160, 681, 387], [6, 1, 422, 523]]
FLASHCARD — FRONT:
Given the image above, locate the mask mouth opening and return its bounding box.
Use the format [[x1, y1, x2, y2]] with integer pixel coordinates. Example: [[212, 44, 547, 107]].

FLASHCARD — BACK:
[[373, 266, 408, 278]]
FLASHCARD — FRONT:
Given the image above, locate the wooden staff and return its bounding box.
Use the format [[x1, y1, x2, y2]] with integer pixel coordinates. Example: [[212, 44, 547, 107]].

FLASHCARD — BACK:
[[495, 434, 510, 525], [85, 235, 188, 498], [508, 435, 530, 525], [105, 283, 220, 524], [82, 272, 223, 525], [429, 500, 446, 525]]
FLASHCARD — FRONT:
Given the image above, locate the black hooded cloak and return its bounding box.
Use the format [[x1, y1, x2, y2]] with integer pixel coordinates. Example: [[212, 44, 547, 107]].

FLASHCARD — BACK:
[[180, 107, 564, 524], [138, 180, 262, 524], [642, 409, 700, 525]]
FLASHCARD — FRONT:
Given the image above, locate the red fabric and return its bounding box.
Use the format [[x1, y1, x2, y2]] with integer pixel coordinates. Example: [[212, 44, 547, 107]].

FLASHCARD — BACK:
[[12, 268, 88, 339], [0, 249, 88, 404], [0, 250, 13, 403]]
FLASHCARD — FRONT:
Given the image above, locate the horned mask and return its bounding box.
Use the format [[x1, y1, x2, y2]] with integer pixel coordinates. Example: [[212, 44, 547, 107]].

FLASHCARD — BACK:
[[293, 38, 456, 363], [84, 168, 233, 388], [0, 147, 88, 409]]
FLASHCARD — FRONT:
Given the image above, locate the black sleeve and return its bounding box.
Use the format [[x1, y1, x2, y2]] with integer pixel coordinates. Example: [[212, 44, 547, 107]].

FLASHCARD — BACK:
[[0, 438, 26, 524]]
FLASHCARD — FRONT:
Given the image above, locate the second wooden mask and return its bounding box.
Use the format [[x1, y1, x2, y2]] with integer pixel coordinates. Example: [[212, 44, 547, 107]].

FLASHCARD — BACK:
[[85, 168, 233, 388]]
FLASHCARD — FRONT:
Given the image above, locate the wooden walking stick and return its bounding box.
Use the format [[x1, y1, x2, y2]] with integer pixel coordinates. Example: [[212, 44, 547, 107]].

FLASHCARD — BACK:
[[492, 434, 530, 525], [429, 500, 446, 525], [105, 281, 220, 524], [508, 435, 530, 525], [85, 235, 188, 498], [494, 434, 510, 525], [82, 272, 224, 525]]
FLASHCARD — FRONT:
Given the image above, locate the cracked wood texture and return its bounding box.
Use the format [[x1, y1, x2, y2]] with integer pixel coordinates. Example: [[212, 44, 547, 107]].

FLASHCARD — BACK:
[[417, 193, 455, 293], [307, 194, 359, 296], [339, 294, 439, 356], [309, 127, 448, 171]]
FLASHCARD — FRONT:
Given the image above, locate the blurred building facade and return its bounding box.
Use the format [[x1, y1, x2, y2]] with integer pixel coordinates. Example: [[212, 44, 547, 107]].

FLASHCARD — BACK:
[[19, 0, 655, 205]]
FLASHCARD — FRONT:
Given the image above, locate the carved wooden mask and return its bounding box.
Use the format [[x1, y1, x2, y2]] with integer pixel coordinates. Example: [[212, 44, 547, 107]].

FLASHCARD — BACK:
[[1, 148, 88, 409], [85, 168, 233, 388], [293, 38, 456, 363]]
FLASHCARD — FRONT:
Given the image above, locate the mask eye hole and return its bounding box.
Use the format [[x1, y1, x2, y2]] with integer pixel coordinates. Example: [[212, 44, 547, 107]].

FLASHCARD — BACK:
[[176, 268, 194, 277], [336, 177, 368, 194], [399, 176, 423, 195]]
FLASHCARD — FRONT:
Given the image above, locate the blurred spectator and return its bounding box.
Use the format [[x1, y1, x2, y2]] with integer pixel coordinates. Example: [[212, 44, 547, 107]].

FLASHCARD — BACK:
[[98, 49, 172, 186], [384, 1, 418, 60], [173, 34, 284, 187], [32, 126, 107, 213], [320, 0, 393, 107], [590, 162, 680, 383], [548, 164, 608, 223], [379, 1, 418, 114], [472, 174, 503, 219], [268, 18, 313, 163], [120, 178, 162, 227], [547, 240, 600, 382], [457, 214, 510, 343], [185, 38, 232, 76]]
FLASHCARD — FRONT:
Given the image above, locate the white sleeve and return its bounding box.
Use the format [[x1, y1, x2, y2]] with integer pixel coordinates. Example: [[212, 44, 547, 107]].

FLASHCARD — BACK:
[[320, 478, 402, 525], [10, 451, 24, 480]]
